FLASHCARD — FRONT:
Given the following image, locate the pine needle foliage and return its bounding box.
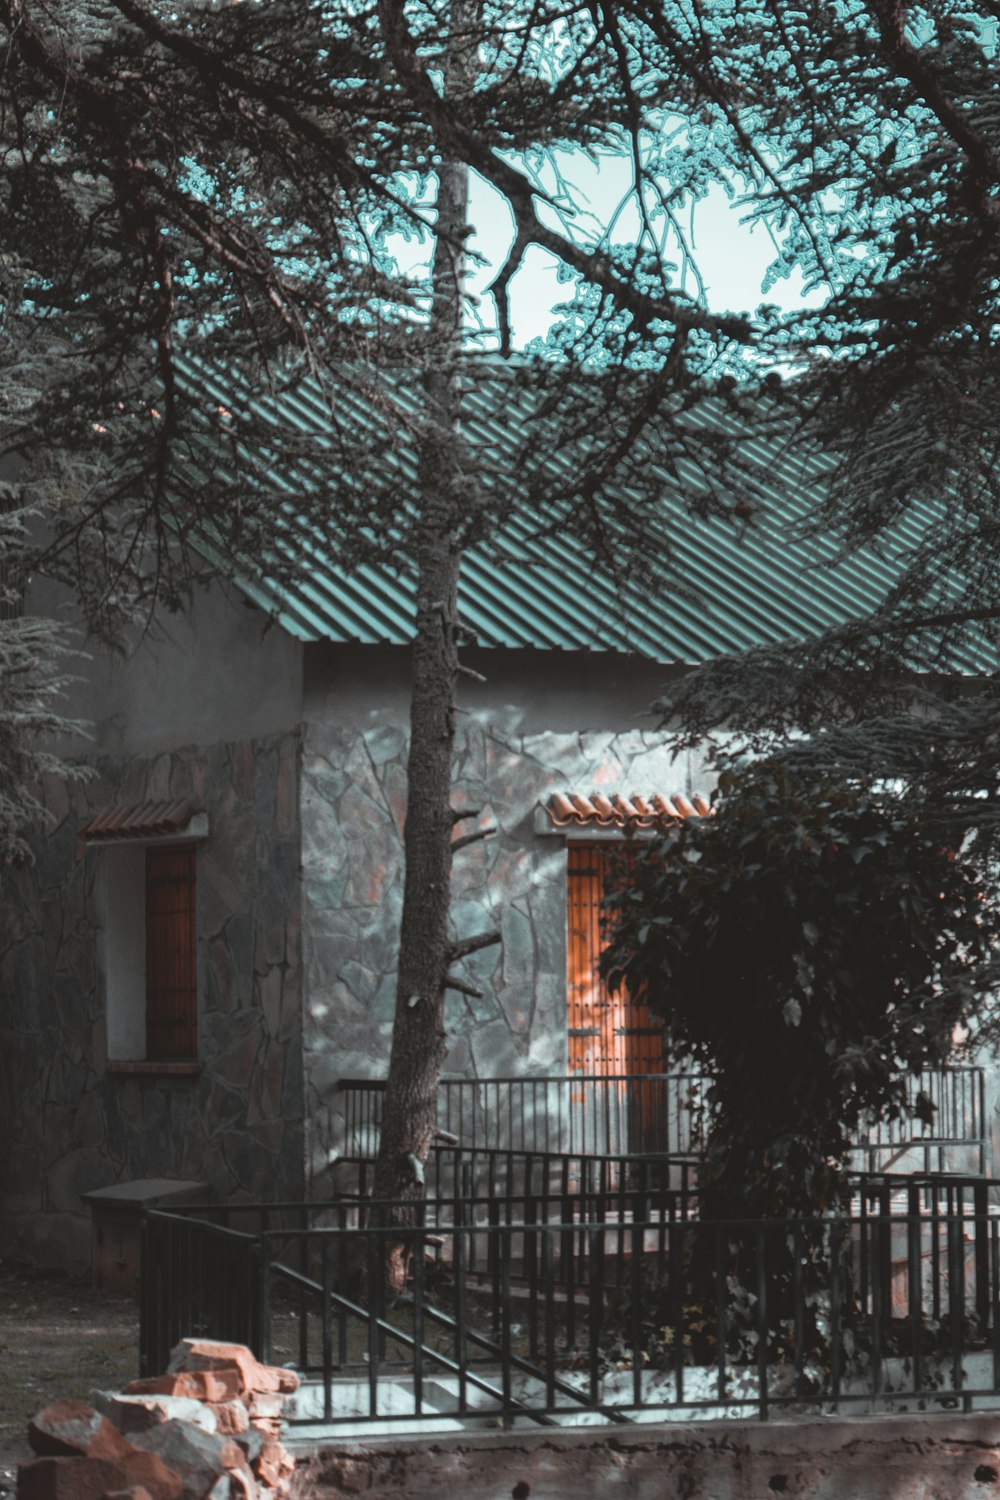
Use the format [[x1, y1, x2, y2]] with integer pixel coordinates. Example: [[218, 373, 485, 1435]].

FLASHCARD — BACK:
[[0, 502, 89, 865]]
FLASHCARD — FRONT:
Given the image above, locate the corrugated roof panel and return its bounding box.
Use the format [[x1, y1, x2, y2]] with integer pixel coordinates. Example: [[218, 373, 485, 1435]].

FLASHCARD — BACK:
[[171, 351, 990, 671]]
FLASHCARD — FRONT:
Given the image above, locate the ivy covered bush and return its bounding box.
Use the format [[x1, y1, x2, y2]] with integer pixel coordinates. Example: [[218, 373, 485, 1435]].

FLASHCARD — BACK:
[[601, 761, 1000, 1220]]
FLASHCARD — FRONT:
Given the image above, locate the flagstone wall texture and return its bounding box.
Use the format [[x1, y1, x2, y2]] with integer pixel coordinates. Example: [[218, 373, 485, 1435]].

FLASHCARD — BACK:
[[7, 620, 1000, 1273], [300, 697, 708, 1190], [0, 730, 304, 1274]]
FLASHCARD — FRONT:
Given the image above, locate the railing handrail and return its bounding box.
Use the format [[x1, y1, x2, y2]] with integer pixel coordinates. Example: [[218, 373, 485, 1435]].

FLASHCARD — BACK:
[[141, 1172, 1000, 1431], [336, 1064, 986, 1087], [144, 1208, 261, 1240], [151, 1176, 1000, 1229], [336, 1070, 710, 1088], [334, 1066, 988, 1187], [269, 1260, 563, 1428]]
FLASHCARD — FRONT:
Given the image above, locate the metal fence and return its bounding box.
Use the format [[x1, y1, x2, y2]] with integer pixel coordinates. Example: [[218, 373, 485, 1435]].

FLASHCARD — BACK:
[[336, 1072, 711, 1158], [336, 1066, 986, 1174], [352, 1144, 702, 1217], [848, 1066, 987, 1175], [140, 1213, 266, 1377], [141, 1172, 1000, 1429]]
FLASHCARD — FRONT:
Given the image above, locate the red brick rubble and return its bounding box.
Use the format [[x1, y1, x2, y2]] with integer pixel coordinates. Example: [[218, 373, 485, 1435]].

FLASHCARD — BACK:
[[17, 1340, 300, 1500]]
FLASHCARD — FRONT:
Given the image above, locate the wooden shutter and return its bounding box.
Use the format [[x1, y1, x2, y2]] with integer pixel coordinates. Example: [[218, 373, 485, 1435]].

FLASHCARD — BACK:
[[145, 844, 197, 1060], [567, 844, 664, 1078]]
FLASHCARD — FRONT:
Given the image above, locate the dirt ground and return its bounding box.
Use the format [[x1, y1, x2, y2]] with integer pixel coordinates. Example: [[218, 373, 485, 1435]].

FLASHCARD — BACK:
[[0, 1260, 138, 1494]]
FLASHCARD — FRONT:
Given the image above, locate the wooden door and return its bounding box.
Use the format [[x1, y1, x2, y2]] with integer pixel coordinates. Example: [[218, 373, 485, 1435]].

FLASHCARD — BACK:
[[566, 844, 665, 1150]]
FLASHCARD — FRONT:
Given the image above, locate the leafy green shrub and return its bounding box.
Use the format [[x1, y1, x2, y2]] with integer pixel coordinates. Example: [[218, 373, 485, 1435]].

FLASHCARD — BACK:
[[601, 761, 1000, 1219]]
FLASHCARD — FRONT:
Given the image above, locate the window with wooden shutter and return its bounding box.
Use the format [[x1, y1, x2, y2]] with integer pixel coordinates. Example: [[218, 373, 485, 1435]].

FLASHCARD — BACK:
[[567, 843, 665, 1079], [145, 844, 197, 1060]]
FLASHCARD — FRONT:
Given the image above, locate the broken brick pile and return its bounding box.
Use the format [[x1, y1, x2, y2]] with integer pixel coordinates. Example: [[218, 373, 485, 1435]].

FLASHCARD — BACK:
[[17, 1338, 300, 1500]]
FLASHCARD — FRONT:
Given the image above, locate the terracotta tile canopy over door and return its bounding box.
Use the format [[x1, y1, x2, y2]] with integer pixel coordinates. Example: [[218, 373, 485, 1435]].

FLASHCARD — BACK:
[[567, 844, 665, 1079], [145, 844, 197, 1060]]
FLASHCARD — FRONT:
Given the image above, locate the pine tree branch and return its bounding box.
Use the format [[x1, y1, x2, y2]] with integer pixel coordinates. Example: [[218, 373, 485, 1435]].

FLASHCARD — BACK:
[[451, 824, 497, 852], [444, 976, 483, 998], [376, 0, 755, 351], [447, 930, 502, 962], [451, 807, 482, 824], [867, 0, 1000, 219], [102, 0, 426, 240]]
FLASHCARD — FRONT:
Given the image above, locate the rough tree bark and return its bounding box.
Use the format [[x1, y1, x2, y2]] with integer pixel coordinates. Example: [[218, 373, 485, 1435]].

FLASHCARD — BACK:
[[371, 4, 498, 1276]]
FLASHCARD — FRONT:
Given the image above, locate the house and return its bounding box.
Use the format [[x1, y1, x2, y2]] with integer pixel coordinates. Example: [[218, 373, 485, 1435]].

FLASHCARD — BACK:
[[0, 368, 990, 1274]]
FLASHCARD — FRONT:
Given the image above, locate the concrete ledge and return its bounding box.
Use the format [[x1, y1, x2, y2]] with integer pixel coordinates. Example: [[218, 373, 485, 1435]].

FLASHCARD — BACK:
[[81, 1179, 208, 1293], [106, 1061, 202, 1077], [291, 1410, 1000, 1500]]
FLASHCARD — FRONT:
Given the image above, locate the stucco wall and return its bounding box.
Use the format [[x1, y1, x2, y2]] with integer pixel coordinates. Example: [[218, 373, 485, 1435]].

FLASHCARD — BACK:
[[34, 577, 304, 757], [300, 643, 711, 1190], [0, 732, 305, 1273]]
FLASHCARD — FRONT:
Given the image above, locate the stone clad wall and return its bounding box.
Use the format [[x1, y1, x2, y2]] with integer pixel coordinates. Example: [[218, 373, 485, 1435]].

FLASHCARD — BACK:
[[0, 731, 304, 1273], [301, 705, 706, 1189]]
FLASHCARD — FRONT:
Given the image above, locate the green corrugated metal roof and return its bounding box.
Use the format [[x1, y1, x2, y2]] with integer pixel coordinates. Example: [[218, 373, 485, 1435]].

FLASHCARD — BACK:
[[175, 352, 986, 671]]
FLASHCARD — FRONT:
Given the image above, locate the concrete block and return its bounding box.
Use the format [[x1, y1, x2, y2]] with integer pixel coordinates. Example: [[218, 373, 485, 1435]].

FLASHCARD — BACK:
[[80, 1179, 207, 1294]]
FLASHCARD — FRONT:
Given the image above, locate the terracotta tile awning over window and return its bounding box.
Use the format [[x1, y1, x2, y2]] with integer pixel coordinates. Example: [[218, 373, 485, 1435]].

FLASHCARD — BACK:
[[80, 799, 196, 842], [544, 791, 711, 829]]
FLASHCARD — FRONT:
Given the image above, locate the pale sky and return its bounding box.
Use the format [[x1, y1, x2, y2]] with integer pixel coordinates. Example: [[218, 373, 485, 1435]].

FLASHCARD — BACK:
[[431, 149, 822, 350]]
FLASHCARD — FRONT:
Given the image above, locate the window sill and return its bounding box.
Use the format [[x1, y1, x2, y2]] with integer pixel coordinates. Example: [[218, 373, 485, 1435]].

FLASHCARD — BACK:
[[106, 1060, 201, 1077]]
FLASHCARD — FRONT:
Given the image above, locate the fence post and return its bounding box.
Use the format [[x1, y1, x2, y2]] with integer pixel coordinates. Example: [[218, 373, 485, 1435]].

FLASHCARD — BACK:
[[947, 1209, 965, 1401], [877, 1180, 893, 1334], [321, 1236, 333, 1423], [975, 1179, 989, 1328], [907, 1179, 923, 1397], [588, 1226, 604, 1409], [139, 1214, 153, 1378], [257, 1234, 272, 1365], [756, 1225, 768, 1422]]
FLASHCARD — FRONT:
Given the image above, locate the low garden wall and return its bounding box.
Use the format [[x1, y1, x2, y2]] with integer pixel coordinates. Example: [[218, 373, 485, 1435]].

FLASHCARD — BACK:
[[294, 1411, 1000, 1500]]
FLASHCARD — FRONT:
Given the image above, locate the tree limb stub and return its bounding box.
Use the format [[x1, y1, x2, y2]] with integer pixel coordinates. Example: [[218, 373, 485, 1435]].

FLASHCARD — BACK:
[[445, 975, 484, 998], [457, 662, 487, 682], [448, 929, 502, 962], [407, 1153, 425, 1185], [451, 807, 482, 824], [451, 823, 497, 852]]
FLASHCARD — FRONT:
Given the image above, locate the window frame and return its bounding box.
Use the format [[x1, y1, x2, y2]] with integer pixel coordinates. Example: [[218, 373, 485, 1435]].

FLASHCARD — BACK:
[[93, 819, 207, 1077]]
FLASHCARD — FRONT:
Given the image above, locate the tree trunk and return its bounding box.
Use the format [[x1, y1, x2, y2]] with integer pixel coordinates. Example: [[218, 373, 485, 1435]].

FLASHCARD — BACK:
[[371, 5, 481, 1280]]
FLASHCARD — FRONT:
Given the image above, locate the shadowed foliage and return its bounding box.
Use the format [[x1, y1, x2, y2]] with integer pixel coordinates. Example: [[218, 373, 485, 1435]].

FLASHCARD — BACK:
[[601, 761, 1000, 1218]]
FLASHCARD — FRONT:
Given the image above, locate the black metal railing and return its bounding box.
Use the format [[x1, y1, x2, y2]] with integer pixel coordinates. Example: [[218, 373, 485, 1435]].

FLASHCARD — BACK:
[[349, 1144, 702, 1218], [335, 1066, 986, 1173], [140, 1172, 1000, 1428], [336, 1072, 711, 1157], [139, 1212, 267, 1377], [849, 1067, 987, 1175]]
